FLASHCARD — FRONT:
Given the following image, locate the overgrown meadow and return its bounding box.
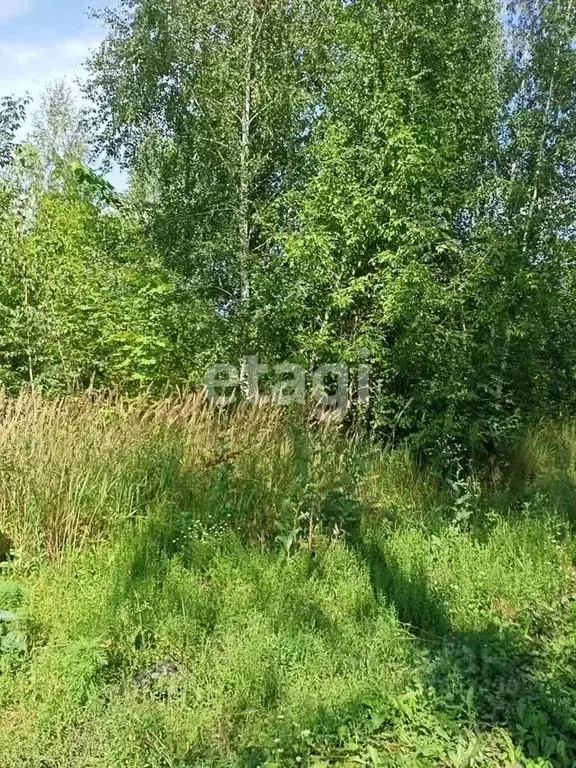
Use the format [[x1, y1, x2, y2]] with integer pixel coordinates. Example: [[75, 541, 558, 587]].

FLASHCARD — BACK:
[[1, 393, 575, 767]]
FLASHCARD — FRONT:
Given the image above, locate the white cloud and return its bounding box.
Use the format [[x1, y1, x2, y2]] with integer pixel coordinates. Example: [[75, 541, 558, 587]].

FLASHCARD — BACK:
[[0, 0, 33, 24], [0, 36, 100, 103], [0, 34, 127, 190]]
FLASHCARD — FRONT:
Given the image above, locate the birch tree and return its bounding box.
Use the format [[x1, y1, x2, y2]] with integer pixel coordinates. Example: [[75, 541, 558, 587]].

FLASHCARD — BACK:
[[86, 0, 333, 355]]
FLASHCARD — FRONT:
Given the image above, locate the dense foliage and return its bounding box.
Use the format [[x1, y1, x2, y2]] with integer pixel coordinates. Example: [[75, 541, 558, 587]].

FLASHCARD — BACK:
[[1, 0, 576, 456]]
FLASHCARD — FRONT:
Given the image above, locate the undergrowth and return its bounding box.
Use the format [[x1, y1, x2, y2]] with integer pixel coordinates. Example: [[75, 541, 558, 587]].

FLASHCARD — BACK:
[[0, 393, 576, 767]]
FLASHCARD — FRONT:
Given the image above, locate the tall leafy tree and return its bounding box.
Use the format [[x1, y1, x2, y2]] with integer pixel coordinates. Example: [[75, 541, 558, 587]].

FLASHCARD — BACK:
[[485, 0, 576, 416], [29, 79, 88, 184], [85, 0, 334, 357], [283, 0, 503, 447]]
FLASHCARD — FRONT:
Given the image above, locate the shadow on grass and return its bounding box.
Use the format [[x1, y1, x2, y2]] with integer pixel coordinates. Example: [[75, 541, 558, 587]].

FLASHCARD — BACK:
[[351, 532, 576, 766], [103, 438, 576, 768]]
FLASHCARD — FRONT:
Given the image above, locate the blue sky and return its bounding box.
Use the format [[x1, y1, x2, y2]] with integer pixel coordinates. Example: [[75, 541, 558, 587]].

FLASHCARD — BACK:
[[0, 0, 125, 184], [0, 0, 113, 101]]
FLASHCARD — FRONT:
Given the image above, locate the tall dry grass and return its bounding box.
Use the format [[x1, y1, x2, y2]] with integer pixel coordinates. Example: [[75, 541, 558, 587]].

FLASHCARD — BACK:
[[4, 390, 570, 564], [0, 391, 436, 561]]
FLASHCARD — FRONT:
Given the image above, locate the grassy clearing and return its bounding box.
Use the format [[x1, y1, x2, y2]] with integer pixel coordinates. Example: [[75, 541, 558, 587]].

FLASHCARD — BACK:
[[0, 394, 576, 767]]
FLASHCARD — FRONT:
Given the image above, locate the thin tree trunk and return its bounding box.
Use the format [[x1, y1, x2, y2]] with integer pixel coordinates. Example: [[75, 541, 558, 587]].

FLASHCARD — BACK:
[[24, 282, 34, 386], [239, 1, 255, 397], [239, 1, 254, 306]]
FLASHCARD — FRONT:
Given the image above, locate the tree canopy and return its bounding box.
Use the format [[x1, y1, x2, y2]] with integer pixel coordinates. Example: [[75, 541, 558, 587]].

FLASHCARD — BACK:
[[0, 0, 575, 458]]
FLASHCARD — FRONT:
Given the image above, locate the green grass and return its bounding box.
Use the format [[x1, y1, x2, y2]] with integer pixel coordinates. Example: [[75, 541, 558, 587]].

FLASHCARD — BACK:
[[1, 394, 576, 767]]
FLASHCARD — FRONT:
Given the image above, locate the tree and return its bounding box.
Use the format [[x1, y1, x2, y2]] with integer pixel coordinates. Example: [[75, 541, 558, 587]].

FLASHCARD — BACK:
[[464, 0, 576, 447], [83, 0, 576, 456], [281, 0, 503, 447], [0, 95, 28, 171], [85, 0, 335, 360], [28, 79, 88, 188]]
